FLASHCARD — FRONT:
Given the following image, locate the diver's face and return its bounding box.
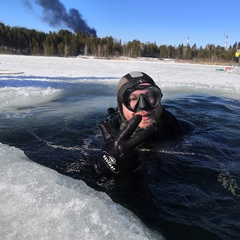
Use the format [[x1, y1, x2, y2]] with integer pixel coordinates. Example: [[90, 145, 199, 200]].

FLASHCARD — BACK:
[[122, 103, 162, 129], [122, 85, 163, 129]]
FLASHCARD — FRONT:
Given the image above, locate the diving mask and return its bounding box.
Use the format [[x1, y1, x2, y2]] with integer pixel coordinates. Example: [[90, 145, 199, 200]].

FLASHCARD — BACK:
[[122, 85, 162, 112]]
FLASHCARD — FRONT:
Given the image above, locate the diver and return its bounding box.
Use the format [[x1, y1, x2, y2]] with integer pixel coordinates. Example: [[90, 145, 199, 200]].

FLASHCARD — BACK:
[[94, 71, 195, 176]]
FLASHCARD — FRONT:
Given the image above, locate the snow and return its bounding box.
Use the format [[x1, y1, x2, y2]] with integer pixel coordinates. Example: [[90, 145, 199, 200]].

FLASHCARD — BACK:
[[1, 55, 239, 100]]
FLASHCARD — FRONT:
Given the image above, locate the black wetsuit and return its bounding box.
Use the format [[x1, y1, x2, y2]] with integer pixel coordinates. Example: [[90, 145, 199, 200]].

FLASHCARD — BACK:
[[99, 107, 194, 142], [94, 107, 195, 179]]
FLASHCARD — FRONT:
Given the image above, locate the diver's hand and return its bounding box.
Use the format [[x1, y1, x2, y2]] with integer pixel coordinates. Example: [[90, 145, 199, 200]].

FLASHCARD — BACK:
[[95, 115, 156, 175]]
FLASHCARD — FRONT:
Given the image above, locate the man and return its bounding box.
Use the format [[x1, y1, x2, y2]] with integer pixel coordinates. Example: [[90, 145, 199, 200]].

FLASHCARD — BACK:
[[94, 71, 194, 176]]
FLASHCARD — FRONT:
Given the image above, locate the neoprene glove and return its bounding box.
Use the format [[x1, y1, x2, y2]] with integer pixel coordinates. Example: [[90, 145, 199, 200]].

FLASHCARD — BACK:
[[95, 115, 157, 175]]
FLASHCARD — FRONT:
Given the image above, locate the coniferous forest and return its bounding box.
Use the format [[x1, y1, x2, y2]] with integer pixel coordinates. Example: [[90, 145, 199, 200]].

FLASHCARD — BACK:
[[0, 22, 240, 64]]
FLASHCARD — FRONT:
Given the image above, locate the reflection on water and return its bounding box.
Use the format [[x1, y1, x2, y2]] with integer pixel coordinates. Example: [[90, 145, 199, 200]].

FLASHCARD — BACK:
[[0, 94, 239, 240]]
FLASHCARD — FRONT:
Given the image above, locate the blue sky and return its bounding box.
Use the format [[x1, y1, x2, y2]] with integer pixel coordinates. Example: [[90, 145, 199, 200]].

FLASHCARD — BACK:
[[0, 0, 240, 48]]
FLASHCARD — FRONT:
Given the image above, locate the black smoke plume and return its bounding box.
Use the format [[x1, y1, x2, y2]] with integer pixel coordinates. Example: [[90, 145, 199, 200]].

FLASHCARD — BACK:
[[24, 0, 97, 36]]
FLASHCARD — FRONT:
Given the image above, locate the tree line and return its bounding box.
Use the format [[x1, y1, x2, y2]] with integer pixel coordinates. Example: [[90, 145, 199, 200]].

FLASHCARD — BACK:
[[0, 22, 240, 63]]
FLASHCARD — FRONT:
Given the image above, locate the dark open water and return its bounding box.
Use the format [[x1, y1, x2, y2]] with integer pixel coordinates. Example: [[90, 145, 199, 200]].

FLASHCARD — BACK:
[[0, 80, 239, 240]]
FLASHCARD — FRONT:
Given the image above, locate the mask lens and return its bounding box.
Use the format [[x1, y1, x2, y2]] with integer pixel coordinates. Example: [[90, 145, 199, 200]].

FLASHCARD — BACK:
[[123, 85, 162, 112]]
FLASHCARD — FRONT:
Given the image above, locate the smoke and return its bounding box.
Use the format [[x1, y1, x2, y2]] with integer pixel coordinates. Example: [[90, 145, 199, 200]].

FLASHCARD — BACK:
[[23, 0, 97, 37]]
